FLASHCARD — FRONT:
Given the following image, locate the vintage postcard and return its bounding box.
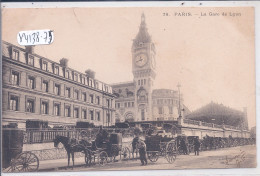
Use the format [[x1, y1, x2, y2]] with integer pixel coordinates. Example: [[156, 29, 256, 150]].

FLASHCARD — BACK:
[[1, 4, 257, 174]]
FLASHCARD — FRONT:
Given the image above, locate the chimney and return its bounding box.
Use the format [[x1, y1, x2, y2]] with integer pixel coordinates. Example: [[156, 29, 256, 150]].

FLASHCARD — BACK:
[[60, 58, 69, 67], [25, 46, 35, 54], [85, 69, 96, 79]]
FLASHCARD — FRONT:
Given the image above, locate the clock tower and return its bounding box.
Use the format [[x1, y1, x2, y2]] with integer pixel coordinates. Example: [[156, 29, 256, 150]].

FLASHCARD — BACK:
[[132, 13, 156, 121]]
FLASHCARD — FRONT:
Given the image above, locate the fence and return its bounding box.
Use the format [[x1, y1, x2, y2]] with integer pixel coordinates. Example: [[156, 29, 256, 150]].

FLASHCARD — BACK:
[[183, 119, 238, 130], [183, 119, 200, 126], [23, 128, 136, 144]]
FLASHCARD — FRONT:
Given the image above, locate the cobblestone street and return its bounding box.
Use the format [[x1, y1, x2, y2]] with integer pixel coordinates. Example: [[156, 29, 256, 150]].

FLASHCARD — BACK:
[[39, 145, 256, 172]]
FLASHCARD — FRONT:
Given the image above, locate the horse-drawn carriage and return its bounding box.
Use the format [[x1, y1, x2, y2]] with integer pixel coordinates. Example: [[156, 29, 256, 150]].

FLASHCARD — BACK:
[[54, 132, 128, 167], [144, 135, 177, 163], [3, 128, 39, 172]]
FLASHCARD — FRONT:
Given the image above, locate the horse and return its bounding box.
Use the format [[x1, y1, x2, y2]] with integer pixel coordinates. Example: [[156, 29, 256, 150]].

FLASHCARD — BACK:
[[54, 135, 91, 168]]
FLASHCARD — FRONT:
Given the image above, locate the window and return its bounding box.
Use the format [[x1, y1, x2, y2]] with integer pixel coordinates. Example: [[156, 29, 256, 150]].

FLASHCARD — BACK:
[[9, 95, 19, 111], [54, 103, 60, 116], [41, 101, 48, 114], [66, 71, 70, 79], [28, 55, 34, 66], [96, 112, 100, 121], [65, 87, 71, 98], [74, 73, 78, 82], [82, 109, 87, 119], [90, 94, 94, 103], [26, 99, 34, 113], [82, 93, 87, 102], [141, 109, 145, 120], [96, 96, 100, 105], [74, 108, 79, 118], [132, 102, 134, 107], [107, 99, 110, 108], [11, 71, 19, 85], [169, 106, 173, 114], [89, 110, 94, 120], [74, 90, 79, 100], [55, 66, 59, 75], [117, 103, 120, 108], [107, 113, 110, 123], [158, 107, 163, 114], [125, 102, 127, 107], [144, 79, 146, 85], [28, 76, 35, 89], [82, 77, 85, 84], [42, 62, 48, 71], [138, 80, 140, 85], [42, 81, 48, 92], [141, 80, 143, 85], [13, 49, 19, 60], [54, 84, 61, 95], [65, 106, 71, 117]]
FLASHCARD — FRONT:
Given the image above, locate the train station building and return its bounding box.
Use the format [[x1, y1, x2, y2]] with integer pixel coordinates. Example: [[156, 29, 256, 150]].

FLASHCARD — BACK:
[[2, 41, 116, 128], [111, 14, 189, 123]]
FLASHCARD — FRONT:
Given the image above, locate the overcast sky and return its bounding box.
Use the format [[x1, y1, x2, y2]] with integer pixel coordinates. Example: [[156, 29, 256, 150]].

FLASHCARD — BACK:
[[2, 7, 255, 128]]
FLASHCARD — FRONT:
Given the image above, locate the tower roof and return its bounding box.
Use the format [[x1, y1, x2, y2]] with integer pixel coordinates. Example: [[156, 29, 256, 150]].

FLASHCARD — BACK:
[[133, 13, 151, 47]]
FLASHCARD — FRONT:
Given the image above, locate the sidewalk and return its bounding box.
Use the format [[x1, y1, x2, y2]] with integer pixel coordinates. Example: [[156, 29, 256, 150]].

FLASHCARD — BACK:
[[38, 156, 138, 171], [39, 157, 86, 171]]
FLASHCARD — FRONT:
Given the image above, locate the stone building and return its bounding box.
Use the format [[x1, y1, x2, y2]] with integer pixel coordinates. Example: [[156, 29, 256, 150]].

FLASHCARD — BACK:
[[112, 14, 188, 123], [2, 41, 115, 128]]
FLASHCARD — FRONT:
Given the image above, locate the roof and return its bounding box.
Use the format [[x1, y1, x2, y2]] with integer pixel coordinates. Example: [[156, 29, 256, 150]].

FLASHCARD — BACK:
[[132, 13, 152, 47], [186, 102, 245, 127]]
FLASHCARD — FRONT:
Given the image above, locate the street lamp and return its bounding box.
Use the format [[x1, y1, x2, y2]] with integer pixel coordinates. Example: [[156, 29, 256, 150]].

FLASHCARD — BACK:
[[177, 83, 182, 118]]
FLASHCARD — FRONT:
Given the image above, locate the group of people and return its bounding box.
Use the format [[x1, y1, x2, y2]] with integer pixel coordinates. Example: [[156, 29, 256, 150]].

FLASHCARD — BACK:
[[179, 137, 201, 156], [94, 126, 202, 166]]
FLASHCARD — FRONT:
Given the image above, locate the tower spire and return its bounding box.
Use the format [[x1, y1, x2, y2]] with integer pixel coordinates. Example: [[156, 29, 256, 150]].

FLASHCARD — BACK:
[[133, 13, 151, 47], [141, 13, 145, 24]]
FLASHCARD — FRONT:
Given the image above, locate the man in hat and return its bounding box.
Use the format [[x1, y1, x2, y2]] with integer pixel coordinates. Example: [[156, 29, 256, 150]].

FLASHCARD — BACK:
[[136, 139, 147, 166], [193, 137, 200, 156]]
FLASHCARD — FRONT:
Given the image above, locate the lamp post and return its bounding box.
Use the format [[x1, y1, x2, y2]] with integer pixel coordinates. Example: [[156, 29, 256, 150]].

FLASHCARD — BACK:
[[177, 83, 182, 118]]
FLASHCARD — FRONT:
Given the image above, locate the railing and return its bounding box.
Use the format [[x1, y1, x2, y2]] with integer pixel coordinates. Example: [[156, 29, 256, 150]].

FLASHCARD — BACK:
[[214, 124, 223, 129], [201, 122, 214, 128], [183, 119, 200, 126], [23, 128, 136, 144], [24, 130, 81, 144]]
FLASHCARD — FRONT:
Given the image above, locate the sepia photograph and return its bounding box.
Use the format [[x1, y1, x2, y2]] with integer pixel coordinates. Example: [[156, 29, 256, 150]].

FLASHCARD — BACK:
[[1, 5, 257, 173]]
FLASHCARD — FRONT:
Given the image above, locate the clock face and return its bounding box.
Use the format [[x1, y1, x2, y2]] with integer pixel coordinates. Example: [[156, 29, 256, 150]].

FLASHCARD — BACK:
[[135, 53, 148, 67]]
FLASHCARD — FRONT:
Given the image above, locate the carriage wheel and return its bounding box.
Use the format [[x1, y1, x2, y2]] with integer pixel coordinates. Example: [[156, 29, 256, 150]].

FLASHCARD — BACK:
[[98, 151, 108, 166], [166, 141, 177, 163], [147, 152, 159, 162], [166, 152, 177, 163], [121, 147, 130, 160], [11, 152, 39, 172]]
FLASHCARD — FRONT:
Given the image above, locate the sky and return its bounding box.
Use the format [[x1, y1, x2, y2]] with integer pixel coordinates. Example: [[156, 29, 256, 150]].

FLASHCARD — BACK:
[[2, 7, 256, 128]]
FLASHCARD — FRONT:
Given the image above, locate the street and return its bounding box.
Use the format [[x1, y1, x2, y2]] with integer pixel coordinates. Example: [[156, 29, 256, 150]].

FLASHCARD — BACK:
[[39, 145, 256, 172]]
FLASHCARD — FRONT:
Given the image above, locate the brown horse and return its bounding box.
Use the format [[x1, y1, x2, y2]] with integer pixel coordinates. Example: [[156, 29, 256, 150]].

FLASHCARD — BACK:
[[54, 136, 91, 168]]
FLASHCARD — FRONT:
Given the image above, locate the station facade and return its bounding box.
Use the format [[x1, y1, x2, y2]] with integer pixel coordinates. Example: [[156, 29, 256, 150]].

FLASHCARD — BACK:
[[2, 41, 115, 128], [112, 14, 188, 123]]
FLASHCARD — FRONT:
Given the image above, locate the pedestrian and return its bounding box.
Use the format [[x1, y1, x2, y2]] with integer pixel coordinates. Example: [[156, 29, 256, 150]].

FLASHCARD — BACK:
[[136, 139, 147, 166], [180, 138, 188, 155], [194, 137, 200, 156], [132, 136, 139, 158]]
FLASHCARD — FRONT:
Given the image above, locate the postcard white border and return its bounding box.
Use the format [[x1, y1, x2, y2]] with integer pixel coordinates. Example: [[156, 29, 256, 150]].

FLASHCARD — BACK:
[[1, 1, 260, 176]]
